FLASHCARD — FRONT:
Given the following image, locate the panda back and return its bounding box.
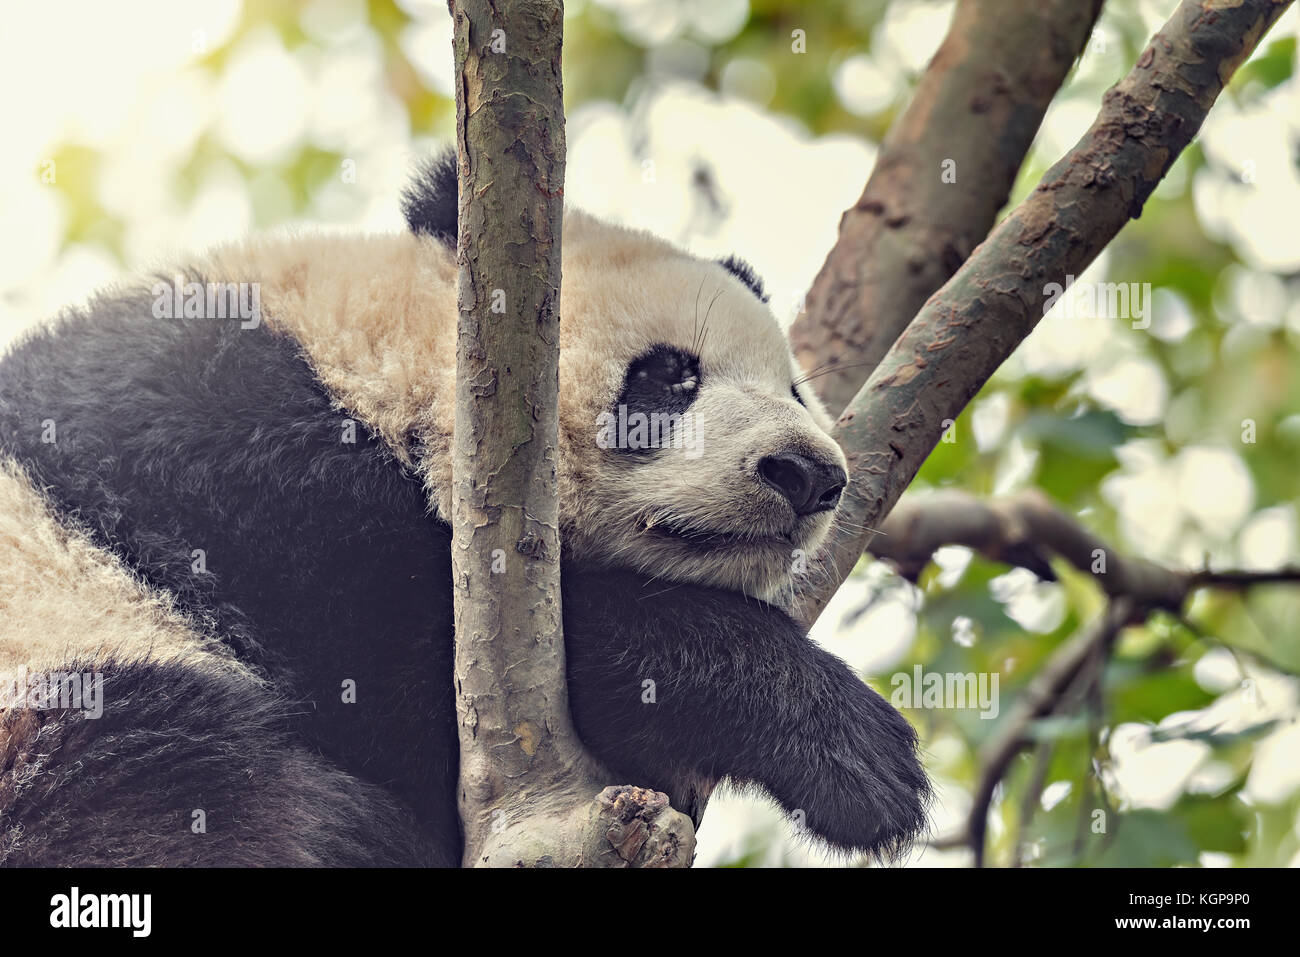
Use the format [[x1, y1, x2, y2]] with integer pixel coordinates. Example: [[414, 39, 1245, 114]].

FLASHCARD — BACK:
[[0, 284, 461, 864]]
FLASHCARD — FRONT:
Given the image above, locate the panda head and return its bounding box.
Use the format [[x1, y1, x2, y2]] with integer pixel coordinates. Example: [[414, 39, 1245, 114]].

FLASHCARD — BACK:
[[553, 213, 848, 600], [404, 152, 847, 600]]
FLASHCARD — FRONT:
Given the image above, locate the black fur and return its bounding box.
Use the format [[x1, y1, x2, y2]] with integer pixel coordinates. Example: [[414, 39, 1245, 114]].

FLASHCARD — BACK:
[[718, 254, 769, 304], [0, 282, 927, 865], [563, 567, 930, 856], [613, 343, 701, 448], [0, 291, 461, 865], [401, 148, 459, 245], [1, 658, 438, 867]]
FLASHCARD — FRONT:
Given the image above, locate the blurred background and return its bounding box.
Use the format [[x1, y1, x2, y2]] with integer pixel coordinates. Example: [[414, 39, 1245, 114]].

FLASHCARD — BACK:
[[2, 0, 1298, 866]]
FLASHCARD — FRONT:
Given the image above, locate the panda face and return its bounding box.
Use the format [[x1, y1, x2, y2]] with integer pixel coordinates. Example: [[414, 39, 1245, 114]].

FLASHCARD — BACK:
[[556, 221, 847, 599]]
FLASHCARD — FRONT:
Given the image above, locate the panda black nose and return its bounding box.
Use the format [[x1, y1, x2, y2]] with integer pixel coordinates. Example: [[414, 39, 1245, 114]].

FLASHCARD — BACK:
[[757, 453, 847, 516]]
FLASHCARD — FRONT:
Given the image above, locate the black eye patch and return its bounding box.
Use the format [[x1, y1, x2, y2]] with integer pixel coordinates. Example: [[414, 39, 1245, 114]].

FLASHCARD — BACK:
[[717, 254, 769, 304], [610, 345, 701, 452]]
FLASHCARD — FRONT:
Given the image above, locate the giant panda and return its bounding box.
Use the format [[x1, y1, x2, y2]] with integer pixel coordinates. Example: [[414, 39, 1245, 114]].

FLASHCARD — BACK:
[[0, 150, 929, 867]]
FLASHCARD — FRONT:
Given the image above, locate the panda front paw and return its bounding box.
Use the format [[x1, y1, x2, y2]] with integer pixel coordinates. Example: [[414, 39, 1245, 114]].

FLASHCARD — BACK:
[[771, 663, 932, 859]]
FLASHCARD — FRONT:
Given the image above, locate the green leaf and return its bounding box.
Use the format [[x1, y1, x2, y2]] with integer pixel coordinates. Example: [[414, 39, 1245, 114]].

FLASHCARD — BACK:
[[1106, 664, 1216, 724]]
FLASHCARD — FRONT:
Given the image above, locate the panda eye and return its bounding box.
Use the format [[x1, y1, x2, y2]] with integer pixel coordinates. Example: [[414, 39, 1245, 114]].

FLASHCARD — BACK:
[[791, 385, 805, 406], [613, 344, 702, 441], [627, 346, 700, 395]]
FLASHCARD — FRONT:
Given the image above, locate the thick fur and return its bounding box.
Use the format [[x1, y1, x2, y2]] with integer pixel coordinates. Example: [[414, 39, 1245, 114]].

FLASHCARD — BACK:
[[402, 149, 459, 246], [0, 153, 930, 864], [0, 294, 461, 863], [564, 567, 929, 854], [0, 462, 439, 866], [1, 658, 439, 867]]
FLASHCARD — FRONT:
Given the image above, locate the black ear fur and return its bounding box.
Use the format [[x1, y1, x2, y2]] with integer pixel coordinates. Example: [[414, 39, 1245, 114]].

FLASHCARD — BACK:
[[402, 148, 459, 246], [717, 254, 770, 303]]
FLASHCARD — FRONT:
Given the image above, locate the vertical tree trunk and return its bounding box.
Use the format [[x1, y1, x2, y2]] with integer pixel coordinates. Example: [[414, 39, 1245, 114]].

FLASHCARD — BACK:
[[449, 0, 693, 867]]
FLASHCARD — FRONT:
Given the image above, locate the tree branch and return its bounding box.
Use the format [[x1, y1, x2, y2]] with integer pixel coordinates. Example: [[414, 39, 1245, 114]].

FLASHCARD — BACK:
[[867, 488, 1300, 611], [450, 0, 693, 868], [964, 597, 1133, 868], [912, 536, 1300, 865], [789, 0, 1105, 414], [799, 0, 1295, 627]]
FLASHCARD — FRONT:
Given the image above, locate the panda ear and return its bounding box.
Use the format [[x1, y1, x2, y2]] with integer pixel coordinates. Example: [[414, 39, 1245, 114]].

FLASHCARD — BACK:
[[402, 148, 458, 246], [718, 254, 769, 304]]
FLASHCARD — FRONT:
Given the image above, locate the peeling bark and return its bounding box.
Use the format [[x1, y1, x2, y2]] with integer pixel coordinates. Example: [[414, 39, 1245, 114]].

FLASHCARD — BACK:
[[798, 0, 1295, 626], [450, 0, 694, 867], [790, 0, 1105, 414]]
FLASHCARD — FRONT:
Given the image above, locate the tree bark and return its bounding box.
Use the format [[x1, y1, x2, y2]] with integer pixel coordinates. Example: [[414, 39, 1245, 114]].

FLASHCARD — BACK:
[[872, 488, 1184, 608], [450, 0, 693, 867], [870, 487, 1300, 607], [798, 0, 1295, 626], [789, 0, 1105, 414]]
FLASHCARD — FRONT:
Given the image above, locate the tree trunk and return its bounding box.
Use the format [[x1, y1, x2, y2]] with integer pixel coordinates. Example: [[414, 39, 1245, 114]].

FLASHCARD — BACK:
[[449, 0, 694, 867]]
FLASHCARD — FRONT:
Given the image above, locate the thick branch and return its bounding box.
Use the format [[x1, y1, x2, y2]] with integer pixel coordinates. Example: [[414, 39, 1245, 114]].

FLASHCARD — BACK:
[[451, 0, 570, 865], [874, 488, 1187, 609], [800, 0, 1294, 626], [450, 0, 692, 868], [790, 0, 1104, 413]]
